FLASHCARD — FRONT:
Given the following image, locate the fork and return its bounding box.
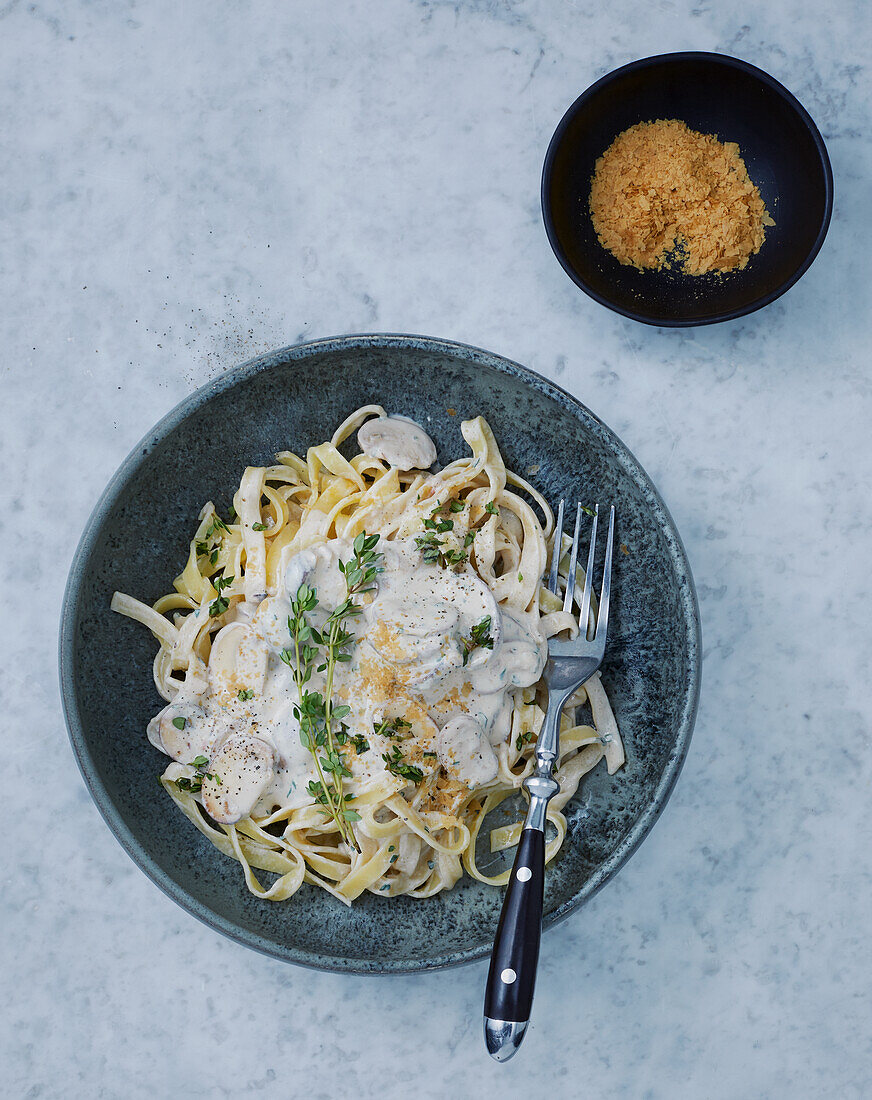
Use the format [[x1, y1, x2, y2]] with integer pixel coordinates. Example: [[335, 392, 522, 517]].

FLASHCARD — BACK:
[[484, 501, 615, 1062]]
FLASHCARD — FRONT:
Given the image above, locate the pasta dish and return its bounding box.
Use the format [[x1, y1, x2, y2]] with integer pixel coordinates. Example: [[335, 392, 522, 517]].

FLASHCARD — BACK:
[[112, 407, 623, 904]]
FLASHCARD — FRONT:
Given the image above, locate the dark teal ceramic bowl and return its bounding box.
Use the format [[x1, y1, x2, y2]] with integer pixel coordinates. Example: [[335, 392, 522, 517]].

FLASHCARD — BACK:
[[60, 334, 700, 973]]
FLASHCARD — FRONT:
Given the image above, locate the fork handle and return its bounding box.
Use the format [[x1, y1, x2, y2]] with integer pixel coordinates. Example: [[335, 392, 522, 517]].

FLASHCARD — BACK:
[[483, 827, 545, 1059], [484, 772, 558, 1062]]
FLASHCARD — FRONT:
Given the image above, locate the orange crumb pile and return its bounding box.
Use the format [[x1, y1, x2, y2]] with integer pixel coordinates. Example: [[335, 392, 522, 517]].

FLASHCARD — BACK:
[[589, 119, 775, 276]]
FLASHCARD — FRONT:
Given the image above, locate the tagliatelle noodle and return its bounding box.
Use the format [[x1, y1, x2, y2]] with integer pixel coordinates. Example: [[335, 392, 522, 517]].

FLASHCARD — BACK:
[[111, 408, 624, 904]]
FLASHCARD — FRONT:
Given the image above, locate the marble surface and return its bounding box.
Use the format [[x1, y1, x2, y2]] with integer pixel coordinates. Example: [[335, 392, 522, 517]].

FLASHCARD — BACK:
[[3, 0, 871, 1096]]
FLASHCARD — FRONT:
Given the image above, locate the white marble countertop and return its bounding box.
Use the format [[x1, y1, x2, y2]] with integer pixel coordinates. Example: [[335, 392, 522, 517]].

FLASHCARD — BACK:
[[3, 0, 871, 1096]]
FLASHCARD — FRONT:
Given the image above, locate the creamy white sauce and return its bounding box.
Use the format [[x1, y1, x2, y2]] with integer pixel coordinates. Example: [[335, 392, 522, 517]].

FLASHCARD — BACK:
[[149, 536, 546, 819]]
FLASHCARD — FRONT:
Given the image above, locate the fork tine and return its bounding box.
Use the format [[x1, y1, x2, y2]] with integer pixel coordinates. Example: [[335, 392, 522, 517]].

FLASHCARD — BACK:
[[594, 505, 615, 643], [562, 502, 584, 613], [578, 504, 599, 636], [547, 498, 565, 594]]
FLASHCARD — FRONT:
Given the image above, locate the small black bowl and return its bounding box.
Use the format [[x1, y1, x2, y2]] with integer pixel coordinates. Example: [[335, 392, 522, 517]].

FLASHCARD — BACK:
[[542, 52, 834, 327]]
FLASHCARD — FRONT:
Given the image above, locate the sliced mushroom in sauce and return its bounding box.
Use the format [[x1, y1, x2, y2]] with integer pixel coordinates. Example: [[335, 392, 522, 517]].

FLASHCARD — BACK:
[[201, 734, 275, 824], [357, 415, 437, 470], [150, 700, 211, 762], [436, 713, 499, 788]]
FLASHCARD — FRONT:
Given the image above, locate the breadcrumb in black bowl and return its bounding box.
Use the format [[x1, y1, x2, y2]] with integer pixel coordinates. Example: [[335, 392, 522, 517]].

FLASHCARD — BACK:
[[541, 52, 833, 327]]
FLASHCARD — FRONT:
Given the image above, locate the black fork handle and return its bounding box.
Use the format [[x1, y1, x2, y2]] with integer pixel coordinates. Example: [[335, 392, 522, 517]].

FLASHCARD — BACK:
[[484, 825, 546, 1045], [483, 762, 558, 1063]]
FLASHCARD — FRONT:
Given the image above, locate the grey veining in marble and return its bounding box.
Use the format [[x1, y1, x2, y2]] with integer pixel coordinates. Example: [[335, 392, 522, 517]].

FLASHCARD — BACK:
[[2, 1, 870, 1097]]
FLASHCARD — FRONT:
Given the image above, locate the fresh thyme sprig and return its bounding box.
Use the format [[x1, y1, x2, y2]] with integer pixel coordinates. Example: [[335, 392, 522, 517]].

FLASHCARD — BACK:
[[175, 754, 221, 794], [382, 744, 424, 784], [415, 500, 470, 569], [307, 776, 361, 821], [197, 513, 231, 567], [373, 716, 413, 741], [202, 515, 231, 543], [318, 533, 383, 835], [281, 533, 384, 847], [196, 539, 220, 566], [208, 573, 234, 617], [281, 584, 346, 839], [461, 615, 494, 665]]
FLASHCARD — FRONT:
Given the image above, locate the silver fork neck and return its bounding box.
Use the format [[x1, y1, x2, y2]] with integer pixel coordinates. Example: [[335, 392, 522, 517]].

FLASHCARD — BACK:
[[531, 683, 572, 762], [523, 773, 559, 830], [522, 691, 565, 830]]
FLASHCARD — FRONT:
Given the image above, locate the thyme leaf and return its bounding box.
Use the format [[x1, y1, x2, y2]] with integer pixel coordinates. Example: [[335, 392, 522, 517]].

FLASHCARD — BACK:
[[515, 730, 536, 752], [209, 594, 229, 617], [415, 499, 470, 569], [381, 744, 424, 784], [175, 754, 221, 794], [461, 615, 494, 666], [208, 573, 235, 617], [373, 716, 413, 741]]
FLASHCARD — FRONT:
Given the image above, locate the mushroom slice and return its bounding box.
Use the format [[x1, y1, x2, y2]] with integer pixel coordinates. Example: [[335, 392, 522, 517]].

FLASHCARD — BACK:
[[357, 416, 437, 470], [282, 548, 317, 601], [208, 623, 269, 701], [251, 595, 293, 649], [149, 701, 210, 762], [369, 600, 459, 667], [201, 734, 275, 824], [436, 714, 498, 789], [283, 542, 350, 609]]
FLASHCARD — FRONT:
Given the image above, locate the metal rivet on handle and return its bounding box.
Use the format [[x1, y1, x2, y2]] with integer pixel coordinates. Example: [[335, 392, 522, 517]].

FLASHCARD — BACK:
[[500, 968, 517, 984], [516, 867, 532, 882]]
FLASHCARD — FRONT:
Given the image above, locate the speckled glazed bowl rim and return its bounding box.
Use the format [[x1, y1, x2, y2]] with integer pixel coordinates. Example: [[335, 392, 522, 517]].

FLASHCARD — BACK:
[[541, 51, 835, 328], [59, 333, 701, 973]]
